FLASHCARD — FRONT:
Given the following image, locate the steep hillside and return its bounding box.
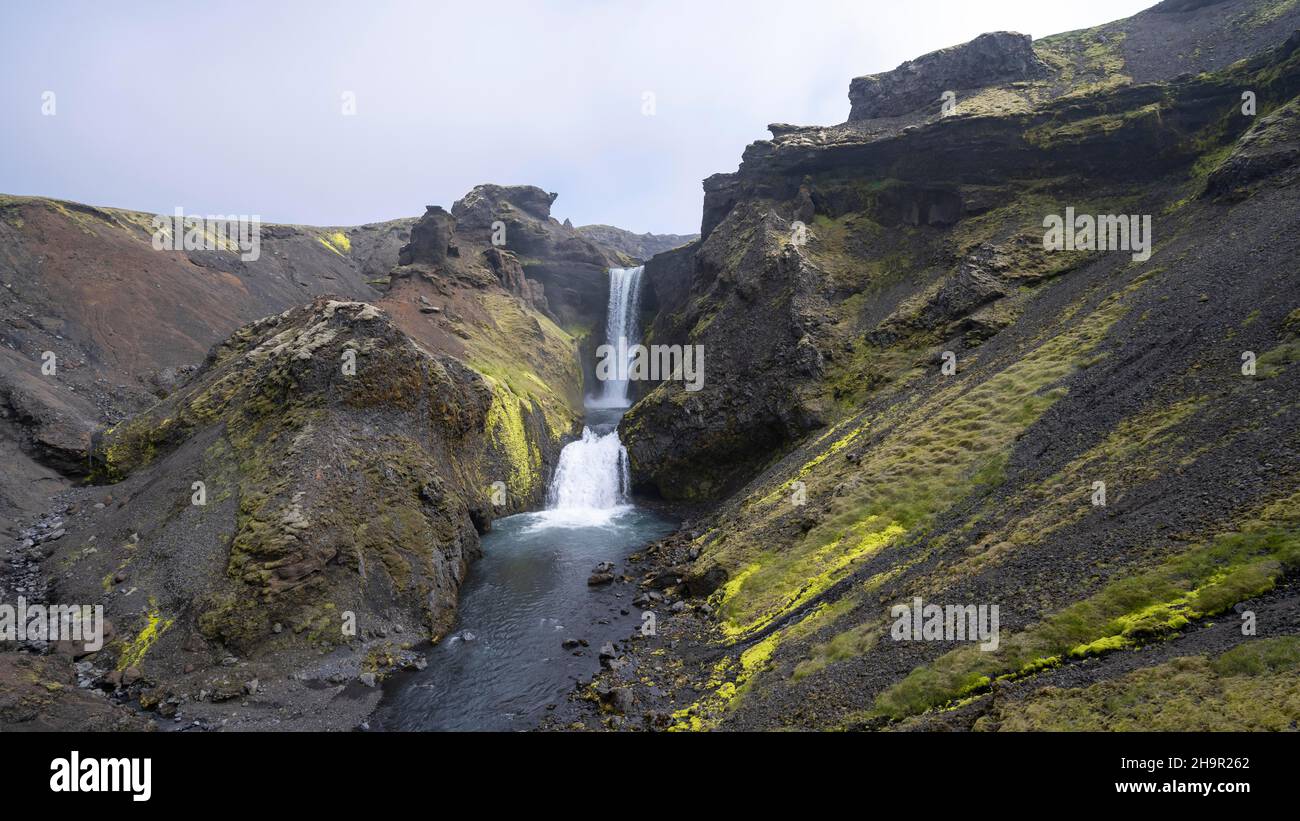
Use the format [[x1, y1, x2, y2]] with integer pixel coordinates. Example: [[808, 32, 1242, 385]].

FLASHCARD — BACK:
[[0, 198, 412, 539], [580, 1, 1300, 731]]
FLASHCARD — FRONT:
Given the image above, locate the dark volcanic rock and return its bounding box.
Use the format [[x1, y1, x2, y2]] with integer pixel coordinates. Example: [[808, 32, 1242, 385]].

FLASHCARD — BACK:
[[483, 246, 547, 312], [1206, 92, 1300, 198], [622, 207, 830, 500], [398, 205, 456, 266], [848, 32, 1047, 121], [574, 224, 698, 262], [451, 184, 558, 227], [450, 184, 629, 329]]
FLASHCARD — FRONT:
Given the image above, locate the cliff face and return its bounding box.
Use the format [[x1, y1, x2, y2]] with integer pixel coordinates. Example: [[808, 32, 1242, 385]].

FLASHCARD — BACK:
[[609, 1, 1300, 731], [847, 32, 1047, 122], [450, 184, 632, 331]]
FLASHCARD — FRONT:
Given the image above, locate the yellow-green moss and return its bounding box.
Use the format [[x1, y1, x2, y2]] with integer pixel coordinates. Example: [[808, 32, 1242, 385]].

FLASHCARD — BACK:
[[465, 292, 582, 440], [671, 595, 864, 730], [1034, 25, 1131, 97], [318, 231, 351, 256], [980, 639, 1300, 731], [485, 380, 543, 498], [793, 608, 880, 681], [875, 487, 1300, 720], [1026, 103, 1162, 150], [116, 605, 173, 671], [197, 590, 271, 649], [668, 631, 781, 731], [1254, 339, 1300, 378], [752, 420, 865, 509], [1243, 0, 1299, 28], [97, 414, 172, 480], [1212, 635, 1300, 676]]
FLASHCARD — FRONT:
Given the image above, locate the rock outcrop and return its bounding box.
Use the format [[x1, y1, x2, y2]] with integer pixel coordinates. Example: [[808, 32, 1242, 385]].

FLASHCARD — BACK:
[[398, 205, 458, 266], [80, 296, 552, 675], [1207, 90, 1300, 197], [848, 32, 1047, 121], [451, 184, 632, 330]]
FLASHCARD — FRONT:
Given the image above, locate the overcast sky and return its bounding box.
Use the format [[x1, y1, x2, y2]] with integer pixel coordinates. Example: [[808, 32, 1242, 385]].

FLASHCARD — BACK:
[[1, 0, 1154, 234]]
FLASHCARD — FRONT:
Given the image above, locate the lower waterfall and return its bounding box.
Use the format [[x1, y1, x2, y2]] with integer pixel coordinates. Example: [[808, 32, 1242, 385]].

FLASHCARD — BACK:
[[545, 425, 630, 511]]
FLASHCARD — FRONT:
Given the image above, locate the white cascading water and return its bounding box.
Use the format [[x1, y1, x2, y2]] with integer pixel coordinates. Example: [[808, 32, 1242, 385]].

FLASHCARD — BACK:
[[534, 266, 643, 526], [590, 265, 644, 409], [544, 426, 631, 510]]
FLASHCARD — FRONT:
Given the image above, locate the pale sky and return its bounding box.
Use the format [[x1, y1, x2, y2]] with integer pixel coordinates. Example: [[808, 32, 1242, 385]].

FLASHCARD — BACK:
[[1, 0, 1154, 234]]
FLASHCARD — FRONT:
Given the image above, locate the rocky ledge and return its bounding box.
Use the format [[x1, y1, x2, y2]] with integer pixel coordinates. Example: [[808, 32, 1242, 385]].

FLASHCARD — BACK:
[[848, 31, 1047, 122]]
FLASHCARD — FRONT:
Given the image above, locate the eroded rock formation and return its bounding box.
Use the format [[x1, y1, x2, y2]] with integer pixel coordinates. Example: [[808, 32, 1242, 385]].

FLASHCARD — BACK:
[[848, 31, 1047, 121]]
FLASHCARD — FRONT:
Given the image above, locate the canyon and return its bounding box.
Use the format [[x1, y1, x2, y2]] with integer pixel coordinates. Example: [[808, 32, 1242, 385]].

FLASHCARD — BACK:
[[3, 0, 1300, 732]]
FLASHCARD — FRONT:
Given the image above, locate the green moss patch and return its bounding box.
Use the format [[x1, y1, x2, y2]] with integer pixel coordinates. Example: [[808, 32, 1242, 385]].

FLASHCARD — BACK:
[[875, 489, 1300, 720], [978, 637, 1300, 731], [1254, 339, 1300, 378], [318, 231, 351, 255], [463, 291, 581, 441]]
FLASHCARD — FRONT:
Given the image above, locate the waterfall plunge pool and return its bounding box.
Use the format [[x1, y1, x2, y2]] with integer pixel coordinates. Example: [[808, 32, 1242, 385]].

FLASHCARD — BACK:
[[369, 501, 672, 731], [370, 408, 673, 731]]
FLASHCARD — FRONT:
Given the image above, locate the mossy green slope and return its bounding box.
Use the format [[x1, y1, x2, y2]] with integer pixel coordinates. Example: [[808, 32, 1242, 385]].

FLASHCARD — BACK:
[[638, 28, 1300, 732], [973, 636, 1300, 731]]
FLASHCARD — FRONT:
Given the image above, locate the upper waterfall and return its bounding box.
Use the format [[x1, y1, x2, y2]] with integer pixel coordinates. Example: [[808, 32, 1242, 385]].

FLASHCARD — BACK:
[[590, 265, 644, 409]]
